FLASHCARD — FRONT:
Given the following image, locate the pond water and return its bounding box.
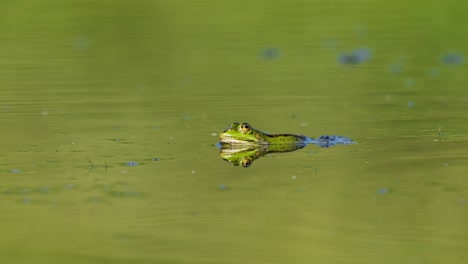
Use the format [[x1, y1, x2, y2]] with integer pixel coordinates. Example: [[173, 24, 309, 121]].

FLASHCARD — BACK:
[[1, 1, 467, 263]]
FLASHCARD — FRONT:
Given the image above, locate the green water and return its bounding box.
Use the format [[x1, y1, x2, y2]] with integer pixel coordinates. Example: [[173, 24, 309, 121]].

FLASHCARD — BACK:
[[1, 1, 467, 263]]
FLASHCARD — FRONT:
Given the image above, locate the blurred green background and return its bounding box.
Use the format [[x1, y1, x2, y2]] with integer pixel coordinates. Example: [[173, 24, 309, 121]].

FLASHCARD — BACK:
[[1, 1, 467, 263]]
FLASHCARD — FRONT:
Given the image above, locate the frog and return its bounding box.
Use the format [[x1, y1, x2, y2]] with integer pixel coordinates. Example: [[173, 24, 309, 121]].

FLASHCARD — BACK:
[[217, 122, 354, 167], [219, 122, 354, 147], [219, 122, 309, 145]]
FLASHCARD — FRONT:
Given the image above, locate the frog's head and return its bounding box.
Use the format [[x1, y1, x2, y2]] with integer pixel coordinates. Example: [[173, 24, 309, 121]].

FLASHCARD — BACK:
[[219, 122, 268, 144]]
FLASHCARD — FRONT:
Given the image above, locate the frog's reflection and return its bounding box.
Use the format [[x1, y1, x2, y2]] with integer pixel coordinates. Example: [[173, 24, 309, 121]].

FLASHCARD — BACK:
[[217, 134, 354, 167], [218, 143, 306, 167]]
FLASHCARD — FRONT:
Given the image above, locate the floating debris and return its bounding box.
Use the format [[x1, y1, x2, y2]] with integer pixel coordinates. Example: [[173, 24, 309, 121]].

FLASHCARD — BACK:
[[377, 188, 390, 195], [261, 47, 281, 60], [441, 52, 464, 65], [125, 161, 139, 167], [338, 47, 372, 65]]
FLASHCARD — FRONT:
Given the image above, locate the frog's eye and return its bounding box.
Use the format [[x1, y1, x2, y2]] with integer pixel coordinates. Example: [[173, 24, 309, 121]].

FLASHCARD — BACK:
[[241, 158, 252, 168], [240, 123, 251, 133]]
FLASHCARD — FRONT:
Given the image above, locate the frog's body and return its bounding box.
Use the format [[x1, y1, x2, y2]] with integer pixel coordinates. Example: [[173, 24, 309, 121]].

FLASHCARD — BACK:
[[219, 122, 310, 145], [218, 122, 354, 167], [219, 122, 354, 147]]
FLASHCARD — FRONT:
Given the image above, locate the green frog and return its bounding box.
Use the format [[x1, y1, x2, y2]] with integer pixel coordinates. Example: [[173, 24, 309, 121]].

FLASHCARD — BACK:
[[219, 122, 309, 145], [218, 122, 354, 167]]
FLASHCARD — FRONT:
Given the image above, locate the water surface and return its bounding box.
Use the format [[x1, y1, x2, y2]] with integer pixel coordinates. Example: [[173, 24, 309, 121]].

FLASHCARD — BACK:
[[1, 1, 467, 263]]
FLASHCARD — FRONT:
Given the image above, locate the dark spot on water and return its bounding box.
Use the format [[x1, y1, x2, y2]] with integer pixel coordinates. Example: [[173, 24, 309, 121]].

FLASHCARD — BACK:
[[338, 54, 359, 64], [354, 48, 371, 60], [377, 188, 390, 195], [10, 169, 21, 174], [261, 47, 281, 60], [125, 161, 139, 167], [441, 52, 464, 65], [338, 47, 372, 65]]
